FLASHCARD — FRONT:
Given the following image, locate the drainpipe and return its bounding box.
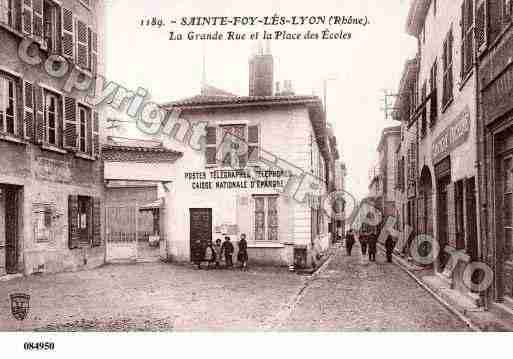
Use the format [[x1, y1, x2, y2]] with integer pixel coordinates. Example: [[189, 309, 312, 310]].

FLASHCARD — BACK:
[[473, 0, 489, 310]]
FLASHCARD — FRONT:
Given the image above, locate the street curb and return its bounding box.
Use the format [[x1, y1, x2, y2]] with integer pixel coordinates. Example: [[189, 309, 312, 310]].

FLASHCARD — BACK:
[[378, 245, 481, 332]]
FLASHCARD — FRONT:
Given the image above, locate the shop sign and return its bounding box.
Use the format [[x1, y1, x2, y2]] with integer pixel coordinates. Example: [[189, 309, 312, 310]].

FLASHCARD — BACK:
[[34, 157, 72, 183], [432, 107, 471, 164]]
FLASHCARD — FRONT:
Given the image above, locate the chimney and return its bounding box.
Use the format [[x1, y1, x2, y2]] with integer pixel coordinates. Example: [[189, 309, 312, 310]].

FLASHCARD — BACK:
[[249, 41, 274, 96], [281, 80, 295, 96]]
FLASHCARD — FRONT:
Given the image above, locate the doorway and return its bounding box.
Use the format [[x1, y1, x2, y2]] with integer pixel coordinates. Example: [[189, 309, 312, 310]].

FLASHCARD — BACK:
[[189, 208, 212, 263], [1, 184, 22, 274]]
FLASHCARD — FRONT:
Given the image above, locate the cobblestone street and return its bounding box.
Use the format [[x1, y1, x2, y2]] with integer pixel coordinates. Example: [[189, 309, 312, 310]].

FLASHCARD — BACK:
[[282, 244, 470, 331], [1, 244, 469, 331]]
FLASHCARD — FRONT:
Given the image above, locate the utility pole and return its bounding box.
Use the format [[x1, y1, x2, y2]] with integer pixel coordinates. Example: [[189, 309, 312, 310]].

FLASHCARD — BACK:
[[322, 76, 338, 114]]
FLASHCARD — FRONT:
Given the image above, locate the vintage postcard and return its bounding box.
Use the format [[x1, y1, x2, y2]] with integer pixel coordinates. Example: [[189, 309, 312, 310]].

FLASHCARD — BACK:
[[1, 0, 513, 356]]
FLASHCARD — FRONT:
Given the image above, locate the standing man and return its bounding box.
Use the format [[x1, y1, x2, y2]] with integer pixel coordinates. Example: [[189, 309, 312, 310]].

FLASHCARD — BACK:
[[385, 234, 396, 263], [368, 231, 377, 262], [345, 229, 355, 256], [221, 236, 234, 268]]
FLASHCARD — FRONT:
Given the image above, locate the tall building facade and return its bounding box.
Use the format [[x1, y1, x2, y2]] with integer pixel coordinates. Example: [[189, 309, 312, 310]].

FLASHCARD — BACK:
[[0, 0, 104, 276], [393, 0, 481, 302]]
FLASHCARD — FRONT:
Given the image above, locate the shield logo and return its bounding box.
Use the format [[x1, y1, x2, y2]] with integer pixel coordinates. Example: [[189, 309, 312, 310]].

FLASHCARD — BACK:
[[10, 293, 30, 321]]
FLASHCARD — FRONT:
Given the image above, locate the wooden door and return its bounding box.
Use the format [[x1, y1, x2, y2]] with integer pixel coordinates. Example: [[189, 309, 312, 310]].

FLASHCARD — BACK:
[[466, 177, 478, 261], [5, 186, 19, 274], [189, 208, 212, 262], [437, 180, 449, 270]]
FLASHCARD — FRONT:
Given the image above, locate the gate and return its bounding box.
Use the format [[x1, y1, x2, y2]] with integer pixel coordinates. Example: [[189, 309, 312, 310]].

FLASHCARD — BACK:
[[105, 204, 138, 263]]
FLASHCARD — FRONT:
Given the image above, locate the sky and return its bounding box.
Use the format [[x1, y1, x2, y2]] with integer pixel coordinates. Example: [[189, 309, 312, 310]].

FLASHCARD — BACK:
[[104, 0, 417, 200]]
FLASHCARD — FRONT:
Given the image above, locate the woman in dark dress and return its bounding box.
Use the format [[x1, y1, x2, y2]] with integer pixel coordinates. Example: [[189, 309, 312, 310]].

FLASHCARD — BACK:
[[237, 233, 249, 270]]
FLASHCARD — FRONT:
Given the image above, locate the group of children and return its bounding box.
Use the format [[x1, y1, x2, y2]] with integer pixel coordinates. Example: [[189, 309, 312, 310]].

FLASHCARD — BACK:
[[196, 234, 249, 270]]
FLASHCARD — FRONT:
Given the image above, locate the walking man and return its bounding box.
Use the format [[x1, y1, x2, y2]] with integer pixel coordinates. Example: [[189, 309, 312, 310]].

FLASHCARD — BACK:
[[368, 231, 377, 262], [359, 231, 368, 256], [385, 233, 396, 263], [345, 229, 355, 256]]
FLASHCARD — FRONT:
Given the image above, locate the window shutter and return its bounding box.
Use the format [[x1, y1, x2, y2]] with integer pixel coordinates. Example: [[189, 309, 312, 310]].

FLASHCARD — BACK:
[[205, 126, 217, 165], [23, 81, 34, 139], [63, 96, 77, 149], [34, 85, 44, 144], [92, 110, 100, 158], [461, 1, 467, 79], [90, 29, 98, 74], [61, 8, 74, 60], [476, 0, 488, 51], [32, 0, 43, 40], [248, 125, 259, 163], [22, 0, 33, 35], [68, 195, 80, 249], [92, 197, 102, 247], [76, 19, 89, 68]]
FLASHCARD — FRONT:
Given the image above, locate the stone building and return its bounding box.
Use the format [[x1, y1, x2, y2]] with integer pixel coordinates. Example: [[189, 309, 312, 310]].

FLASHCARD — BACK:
[[477, 0, 513, 309], [0, 0, 104, 276], [395, 0, 480, 303], [150, 46, 337, 269]]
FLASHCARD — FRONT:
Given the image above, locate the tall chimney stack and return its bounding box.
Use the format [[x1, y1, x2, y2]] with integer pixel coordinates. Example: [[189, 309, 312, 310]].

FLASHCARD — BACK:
[[249, 41, 274, 96]]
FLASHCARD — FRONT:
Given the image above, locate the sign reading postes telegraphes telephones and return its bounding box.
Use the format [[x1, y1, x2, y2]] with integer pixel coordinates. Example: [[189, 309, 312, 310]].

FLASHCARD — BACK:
[[432, 107, 471, 164]]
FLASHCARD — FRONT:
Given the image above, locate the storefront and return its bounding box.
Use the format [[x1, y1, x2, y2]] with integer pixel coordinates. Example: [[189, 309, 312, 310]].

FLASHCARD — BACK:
[[479, 22, 513, 305]]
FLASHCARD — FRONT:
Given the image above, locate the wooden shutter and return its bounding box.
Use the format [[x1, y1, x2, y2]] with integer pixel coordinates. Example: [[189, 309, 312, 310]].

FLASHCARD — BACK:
[[34, 85, 44, 144], [76, 19, 88, 68], [32, 0, 43, 40], [248, 125, 259, 163], [68, 195, 80, 249], [447, 182, 456, 248], [90, 29, 98, 74], [22, 0, 33, 35], [61, 8, 74, 59], [476, 0, 488, 51], [23, 81, 34, 140], [205, 126, 217, 165], [92, 110, 100, 158], [92, 197, 102, 247], [63, 96, 77, 149]]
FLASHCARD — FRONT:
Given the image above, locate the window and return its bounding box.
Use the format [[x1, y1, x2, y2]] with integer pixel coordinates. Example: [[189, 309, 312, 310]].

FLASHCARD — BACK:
[[0, 74, 17, 135], [78, 105, 90, 153], [44, 91, 60, 145], [0, 0, 17, 28], [43, 0, 59, 52], [430, 60, 438, 127], [220, 125, 246, 168], [434, 0, 437, 16], [204, 124, 259, 168], [69, 195, 101, 249], [461, 0, 474, 78], [505, 0, 513, 23], [442, 29, 454, 109], [33, 204, 53, 242], [254, 195, 278, 241]]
